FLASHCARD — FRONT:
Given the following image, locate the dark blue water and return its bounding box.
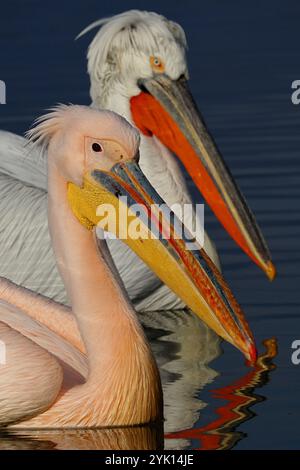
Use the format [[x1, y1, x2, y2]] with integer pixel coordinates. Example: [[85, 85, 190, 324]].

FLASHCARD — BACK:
[[0, 0, 300, 450]]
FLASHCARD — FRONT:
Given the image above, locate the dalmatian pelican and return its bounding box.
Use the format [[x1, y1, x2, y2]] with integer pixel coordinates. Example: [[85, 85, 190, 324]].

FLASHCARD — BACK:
[[0, 10, 275, 312], [0, 105, 256, 427]]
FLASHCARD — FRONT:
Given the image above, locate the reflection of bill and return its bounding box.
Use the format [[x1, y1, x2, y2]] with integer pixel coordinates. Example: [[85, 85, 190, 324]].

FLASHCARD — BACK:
[[0, 81, 6, 105], [165, 338, 277, 450]]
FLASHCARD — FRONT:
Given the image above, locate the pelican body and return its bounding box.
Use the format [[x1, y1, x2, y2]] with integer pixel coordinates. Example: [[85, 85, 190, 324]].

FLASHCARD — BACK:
[[0, 105, 256, 428], [0, 10, 275, 313]]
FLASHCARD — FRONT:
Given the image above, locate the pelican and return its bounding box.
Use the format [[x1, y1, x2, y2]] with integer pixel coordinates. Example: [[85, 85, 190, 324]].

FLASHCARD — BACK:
[[0, 105, 256, 428], [0, 10, 275, 311]]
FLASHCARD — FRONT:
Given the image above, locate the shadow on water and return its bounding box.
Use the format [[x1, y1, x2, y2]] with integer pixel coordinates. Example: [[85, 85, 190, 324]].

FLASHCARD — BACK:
[[0, 311, 277, 450]]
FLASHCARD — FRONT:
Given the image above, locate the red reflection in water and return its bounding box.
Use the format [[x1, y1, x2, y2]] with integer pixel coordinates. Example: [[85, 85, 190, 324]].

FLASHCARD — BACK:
[[165, 338, 277, 450]]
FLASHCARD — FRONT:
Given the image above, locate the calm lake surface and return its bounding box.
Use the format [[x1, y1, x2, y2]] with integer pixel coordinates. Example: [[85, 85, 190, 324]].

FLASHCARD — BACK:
[[0, 0, 300, 450]]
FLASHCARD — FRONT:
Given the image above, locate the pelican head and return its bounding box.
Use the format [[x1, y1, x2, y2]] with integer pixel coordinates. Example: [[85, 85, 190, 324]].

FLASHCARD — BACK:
[[79, 10, 275, 280], [28, 104, 256, 362]]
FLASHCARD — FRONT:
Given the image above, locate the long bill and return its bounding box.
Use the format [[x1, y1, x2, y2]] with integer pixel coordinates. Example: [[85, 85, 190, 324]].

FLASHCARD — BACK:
[[130, 74, 275, 281], [67, 160, 257, 363]]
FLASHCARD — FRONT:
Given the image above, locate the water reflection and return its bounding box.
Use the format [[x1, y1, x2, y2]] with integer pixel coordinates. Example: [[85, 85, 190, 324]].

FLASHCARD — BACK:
[[0, 311, 276, 450], [165, 338, 277, 450], [0, 425, 163, 450], [140, 309, 221, 450]]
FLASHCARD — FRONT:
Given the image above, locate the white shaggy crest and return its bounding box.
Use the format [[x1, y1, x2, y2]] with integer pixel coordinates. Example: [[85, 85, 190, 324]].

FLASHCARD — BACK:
[[0, 9, 219, 323], [78, 10, 187, 101]]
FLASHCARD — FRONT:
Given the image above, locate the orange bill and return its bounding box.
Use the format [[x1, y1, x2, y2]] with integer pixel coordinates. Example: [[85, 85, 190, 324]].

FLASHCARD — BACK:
[[130, 74, 275, 280]]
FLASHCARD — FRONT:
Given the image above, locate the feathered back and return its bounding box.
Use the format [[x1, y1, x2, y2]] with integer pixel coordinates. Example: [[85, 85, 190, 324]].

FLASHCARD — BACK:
[[78, 10, 187, 103]]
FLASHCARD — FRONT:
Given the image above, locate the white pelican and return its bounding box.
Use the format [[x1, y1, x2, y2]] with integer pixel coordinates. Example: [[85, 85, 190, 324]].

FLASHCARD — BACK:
[[0, 105, 256, 428], [0, 10, 275, 311]]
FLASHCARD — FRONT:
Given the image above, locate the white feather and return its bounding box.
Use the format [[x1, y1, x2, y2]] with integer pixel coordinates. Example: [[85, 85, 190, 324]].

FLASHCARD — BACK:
[[0, 10, 220, 310]]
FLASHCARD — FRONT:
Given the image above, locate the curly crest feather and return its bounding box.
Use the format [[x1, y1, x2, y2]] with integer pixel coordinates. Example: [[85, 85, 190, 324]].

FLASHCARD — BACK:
[[77, 10, 187, 105]]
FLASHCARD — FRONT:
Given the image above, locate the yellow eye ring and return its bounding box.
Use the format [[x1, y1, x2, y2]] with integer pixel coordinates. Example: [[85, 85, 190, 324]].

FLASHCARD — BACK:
[[150, 56, 165, 73]]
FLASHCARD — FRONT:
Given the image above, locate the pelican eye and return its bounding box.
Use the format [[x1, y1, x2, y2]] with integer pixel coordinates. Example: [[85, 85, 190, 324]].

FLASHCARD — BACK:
[[92, 143, 102, 153], [150, 56, 165, 73]]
